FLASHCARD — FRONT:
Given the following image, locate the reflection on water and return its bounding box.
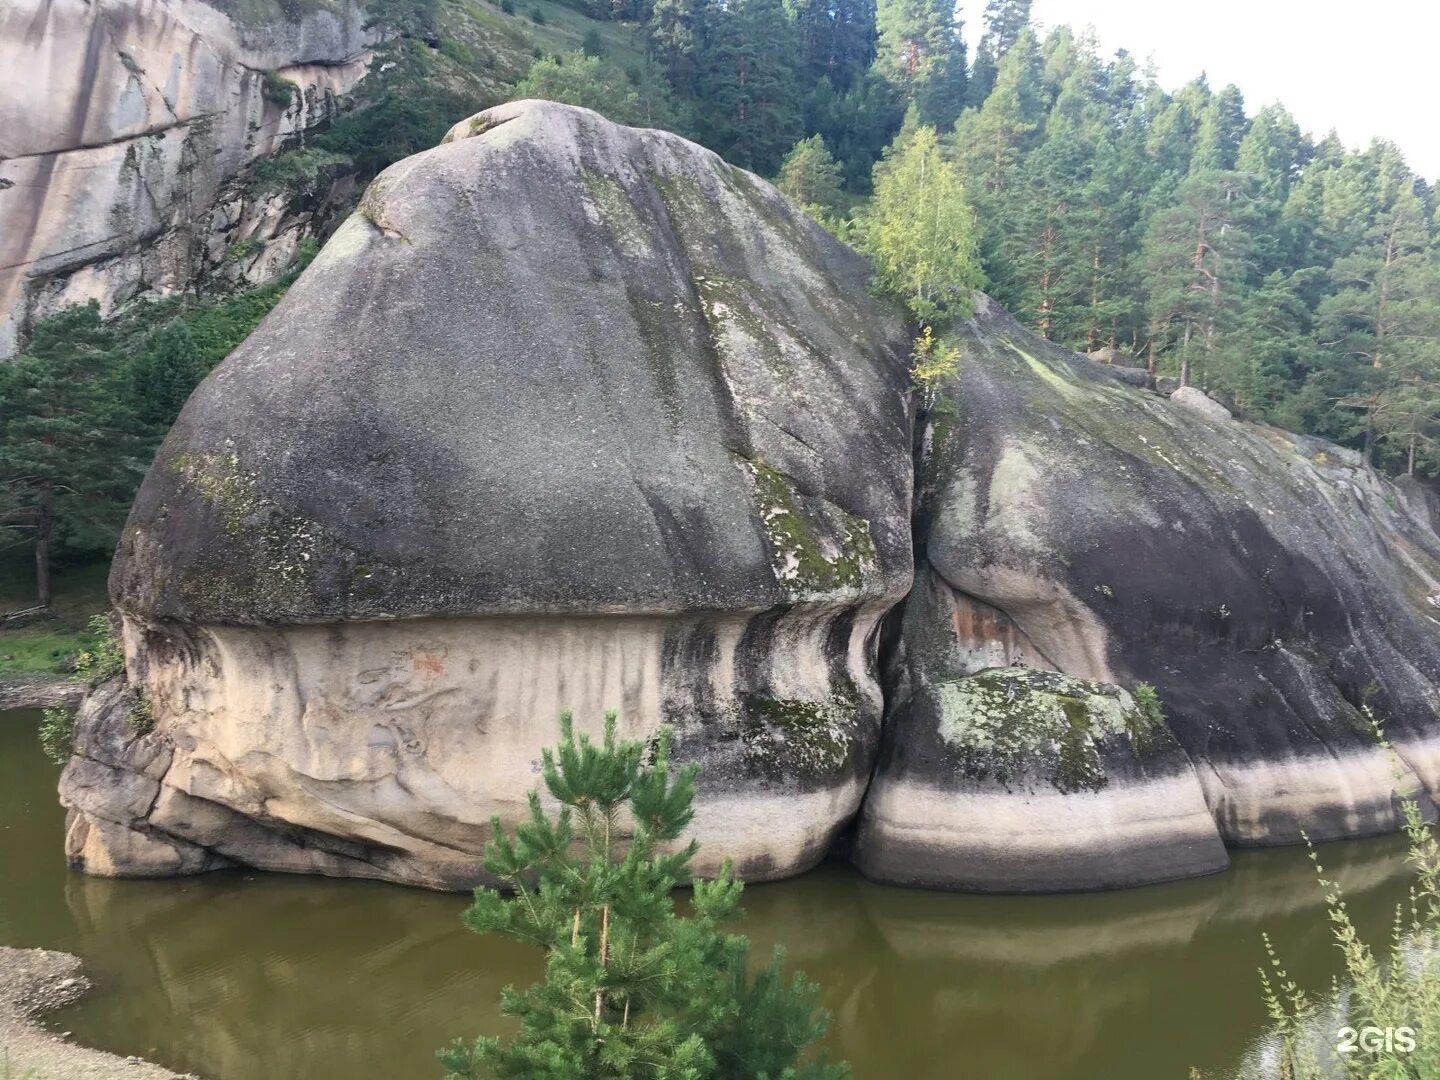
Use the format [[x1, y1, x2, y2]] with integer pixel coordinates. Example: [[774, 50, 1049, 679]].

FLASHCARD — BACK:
[[0, 709, 1416, 1079]]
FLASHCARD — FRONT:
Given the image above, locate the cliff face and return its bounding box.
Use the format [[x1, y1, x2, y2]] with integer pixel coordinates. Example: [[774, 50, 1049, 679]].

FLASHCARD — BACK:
[[0, 0, 372, 356], [58, 103, 1440, 893]]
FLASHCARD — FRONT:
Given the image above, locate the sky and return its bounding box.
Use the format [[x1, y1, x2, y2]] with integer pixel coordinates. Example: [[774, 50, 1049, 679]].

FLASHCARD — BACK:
[[974, 0, 1440, 181]]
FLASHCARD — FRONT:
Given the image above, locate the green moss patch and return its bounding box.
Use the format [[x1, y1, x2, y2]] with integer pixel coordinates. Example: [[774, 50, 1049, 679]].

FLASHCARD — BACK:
[[741, 458, 876, 598], [934, 666, 1168, 793], [735, 690, 861, 784]]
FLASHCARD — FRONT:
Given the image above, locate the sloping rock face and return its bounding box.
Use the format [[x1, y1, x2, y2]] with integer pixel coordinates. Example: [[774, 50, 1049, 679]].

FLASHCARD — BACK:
[[63, 100, 915, 889], [0, 0, 371, 356], [856, 295, 1440, 891]]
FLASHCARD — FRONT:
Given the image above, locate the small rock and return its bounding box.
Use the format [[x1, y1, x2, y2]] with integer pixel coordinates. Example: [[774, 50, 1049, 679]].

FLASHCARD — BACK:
[[1170, 385, 1233, 422]]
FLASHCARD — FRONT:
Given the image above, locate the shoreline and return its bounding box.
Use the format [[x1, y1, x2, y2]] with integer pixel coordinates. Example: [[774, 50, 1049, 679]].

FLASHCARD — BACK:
[[0, 677, 83, 712], [0, 947, 193, 1080]]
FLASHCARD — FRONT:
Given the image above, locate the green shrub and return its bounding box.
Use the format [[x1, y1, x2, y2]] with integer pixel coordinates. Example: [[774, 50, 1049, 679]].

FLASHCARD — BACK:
[[127, 688, 155, 733], [39, 704, 75, 765], [247, 147, 351, 198], [528, 5, 545, 23], [73, 614, 124, 683], [260, 69, 298, 108], [437, 36, 474, 65]]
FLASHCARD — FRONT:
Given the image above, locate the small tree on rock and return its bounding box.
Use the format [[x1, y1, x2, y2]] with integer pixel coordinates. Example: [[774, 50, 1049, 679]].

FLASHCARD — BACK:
[[439, 711, 846, 1080]]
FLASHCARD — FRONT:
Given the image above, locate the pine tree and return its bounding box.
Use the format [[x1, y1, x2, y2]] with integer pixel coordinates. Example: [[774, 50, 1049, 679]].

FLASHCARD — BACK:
[[437, 712, 846, 1080], [1317, 160, 1439, 463], [0, 304, 147, 606], [793, 0, 877, 93], [1140, 170, 1258, 385], [952, 27, 1041, 203], [128, 320, 207, 430], [875, 0, 966, 129], [518, 52, 687, 131], [965, 0, 1031, 108], [1189, 83, 1247, 173], [648, 0, 710, 95], [695, 0, 801, 174], [778, 134, 847, 219], [802, 70, 905, 191]]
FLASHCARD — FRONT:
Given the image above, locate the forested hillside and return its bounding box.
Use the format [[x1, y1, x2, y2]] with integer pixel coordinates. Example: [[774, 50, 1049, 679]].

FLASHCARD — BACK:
[[533, 0, 1440, 480], [3, 0, 1438, 618]]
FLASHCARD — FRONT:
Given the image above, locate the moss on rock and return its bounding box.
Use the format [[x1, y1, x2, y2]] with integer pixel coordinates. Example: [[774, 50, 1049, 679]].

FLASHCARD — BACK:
[[933, 666, 1167, 793], [742, 458, 877, 598]]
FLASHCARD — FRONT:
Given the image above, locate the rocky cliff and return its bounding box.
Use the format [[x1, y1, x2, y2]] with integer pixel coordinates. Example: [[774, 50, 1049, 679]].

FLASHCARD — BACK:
[[59, 102, 1440, 893], [0, 0, 372, 356]]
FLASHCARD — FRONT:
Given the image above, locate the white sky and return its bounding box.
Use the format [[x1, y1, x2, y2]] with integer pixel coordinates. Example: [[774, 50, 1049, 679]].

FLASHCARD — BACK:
[[975, 1, 1440, 182]]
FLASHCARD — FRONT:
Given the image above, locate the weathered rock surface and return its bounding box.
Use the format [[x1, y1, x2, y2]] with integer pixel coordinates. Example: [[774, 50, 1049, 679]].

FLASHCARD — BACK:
[[856, 295, 1440, 891], [60, 106, 1440, 895], [64, 100, 915, 889], [0, 0, 372, 356]]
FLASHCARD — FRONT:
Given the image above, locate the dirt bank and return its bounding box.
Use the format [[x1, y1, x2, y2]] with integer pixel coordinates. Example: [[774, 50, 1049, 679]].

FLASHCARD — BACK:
[[0, 947, 195, 1079]]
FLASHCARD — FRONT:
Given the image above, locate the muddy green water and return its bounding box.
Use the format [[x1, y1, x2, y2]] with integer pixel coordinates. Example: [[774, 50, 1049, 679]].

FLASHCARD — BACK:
[[0, 708, 1418, 1079]]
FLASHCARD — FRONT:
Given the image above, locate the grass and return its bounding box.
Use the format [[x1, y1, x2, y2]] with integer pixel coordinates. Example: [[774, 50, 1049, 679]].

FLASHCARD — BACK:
[[0, 556, 110, 678], [460, 0, 647, 73]]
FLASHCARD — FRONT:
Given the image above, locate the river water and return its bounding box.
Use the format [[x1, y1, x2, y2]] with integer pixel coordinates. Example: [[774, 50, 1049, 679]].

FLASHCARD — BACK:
[[0, 707, 1418, 1079]]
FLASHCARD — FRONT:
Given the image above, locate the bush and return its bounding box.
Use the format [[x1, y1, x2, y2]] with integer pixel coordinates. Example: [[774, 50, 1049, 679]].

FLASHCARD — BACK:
[[73, 614, 124, 683], [528, 5, 545, 23], [500, 0, 514, 13], [38, 704, 75, 765], [246, 147, 351, 199], [260, 69, 298, 109], [438, 711, 847, 1080]]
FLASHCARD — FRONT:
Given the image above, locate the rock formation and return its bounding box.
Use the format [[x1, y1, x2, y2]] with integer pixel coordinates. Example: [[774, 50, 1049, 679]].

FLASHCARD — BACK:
[[0, 0, 372, 356], [60, 103, 1440, 893], [62, 100, 916, 889], [855, 295, 1440, 890]]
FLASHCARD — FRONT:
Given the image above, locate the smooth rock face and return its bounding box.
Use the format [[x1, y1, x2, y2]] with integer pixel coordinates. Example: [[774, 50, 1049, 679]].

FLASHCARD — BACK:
[[0, 0, 371, 355], [856, 295, 1440, 891], [65, 101, 915, 888]]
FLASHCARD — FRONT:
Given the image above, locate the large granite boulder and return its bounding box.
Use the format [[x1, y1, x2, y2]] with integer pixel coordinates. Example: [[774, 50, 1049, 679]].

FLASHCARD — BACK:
[[63, 100, 915, 889], [856, 295, 1440, 891]]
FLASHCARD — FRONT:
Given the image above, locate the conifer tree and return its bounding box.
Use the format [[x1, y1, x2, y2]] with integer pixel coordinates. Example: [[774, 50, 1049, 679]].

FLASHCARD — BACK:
[[875, 0, 966, 129], [438, 713, 846, 1080], [648, 0, 710, 95], [778, 134, 847, 219], [695, 0, 801, 174], [128, 320, 207, 430], [0, 304, 146, 606], [965, 0, 1031, 108], [1140, 170, 1258, 385]]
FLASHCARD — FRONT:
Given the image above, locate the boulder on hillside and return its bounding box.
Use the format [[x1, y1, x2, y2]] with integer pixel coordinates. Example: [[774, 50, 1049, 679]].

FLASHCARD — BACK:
[[63, 100, 915, 890], [856, 294, 1440, 891]]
